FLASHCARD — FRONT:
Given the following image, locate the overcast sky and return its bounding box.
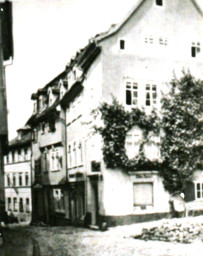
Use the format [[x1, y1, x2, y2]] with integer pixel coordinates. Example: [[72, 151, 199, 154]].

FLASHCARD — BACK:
[[5, 0, 203, 140]]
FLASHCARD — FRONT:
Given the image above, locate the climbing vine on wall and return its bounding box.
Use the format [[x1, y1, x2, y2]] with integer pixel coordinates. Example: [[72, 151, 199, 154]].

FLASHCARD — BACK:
[[95, 98, 162, 172]]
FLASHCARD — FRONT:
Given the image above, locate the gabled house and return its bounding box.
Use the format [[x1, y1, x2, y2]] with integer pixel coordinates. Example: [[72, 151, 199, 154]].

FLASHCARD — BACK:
[[59, 0, 203, 226], [27, 0, 203, 227], [4, 126, 32, 223], [27, 72, 69, 225]]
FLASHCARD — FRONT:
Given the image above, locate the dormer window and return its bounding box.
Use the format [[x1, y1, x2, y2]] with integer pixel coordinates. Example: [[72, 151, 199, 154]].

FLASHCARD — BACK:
[[191, 42, 201, 57], [156, 0, 163, 6], [120, 40, 125, 50]]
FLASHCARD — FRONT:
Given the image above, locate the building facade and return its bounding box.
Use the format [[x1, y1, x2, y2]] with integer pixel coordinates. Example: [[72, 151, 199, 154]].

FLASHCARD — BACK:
[[28, 0, 203, 227], [4, 126, 32, 223], [28, 74, 69, 225]]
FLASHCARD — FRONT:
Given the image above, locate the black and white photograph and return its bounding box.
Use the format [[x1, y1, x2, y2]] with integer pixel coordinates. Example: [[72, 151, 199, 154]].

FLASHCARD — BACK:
[[0, 0, 203, 255]]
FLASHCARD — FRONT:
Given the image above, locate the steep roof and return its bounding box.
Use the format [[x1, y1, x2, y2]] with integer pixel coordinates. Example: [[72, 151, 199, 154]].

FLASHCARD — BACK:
[[9, 131, 32, 148], [93, 0, 203, 43]]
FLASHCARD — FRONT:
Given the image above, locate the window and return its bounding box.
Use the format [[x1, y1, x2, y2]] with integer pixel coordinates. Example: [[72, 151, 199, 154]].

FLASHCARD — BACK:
[[19, 173, 23, 186], [35, 159, 41, 176], [41, 122, 45, 134], [156, 0, 163, 6], [33, 129, 38, 142], [12, 151, 15, 162], [73, 142, 77, 167], [120, 39, 125, 50], [24, 148, 28, 160], [145, 84, 157, 106], [6, 154, 9, 163], [13, 174, 16, 187], [50, 148, 60, 171], [191, 42, 201, 57], [7, 197, 12, 211], [133, 182, 153, 208], [26, 198, 30, 213], [126, 81, 138, 106], [44, 150, 48, 172], [68, 145, 72, 168], [6, 174, 10, 187], [19, 198, 24, 212], [18, 149, 22, 162], [25, 172, 29, 186], [78, 142, 83, 165], [125, 127, 141, 159], [196, 183, 203, 199], [50, 150, 55, 171], [53, 189, 65, 213], [145, 36, 153, 44], [13, 198, 18, 212], [159, 37, 168, 46]]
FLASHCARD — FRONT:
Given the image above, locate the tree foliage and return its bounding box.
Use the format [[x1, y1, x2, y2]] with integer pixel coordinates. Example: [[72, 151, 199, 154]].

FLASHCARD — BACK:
[[160, 72, 203, 194]]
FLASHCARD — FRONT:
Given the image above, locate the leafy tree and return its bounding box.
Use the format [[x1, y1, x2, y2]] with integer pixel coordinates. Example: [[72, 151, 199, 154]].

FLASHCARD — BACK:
[[160, 71, 203, 194]]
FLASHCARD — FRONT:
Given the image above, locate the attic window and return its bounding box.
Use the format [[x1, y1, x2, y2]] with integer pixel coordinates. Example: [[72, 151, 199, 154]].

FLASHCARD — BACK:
[[156, 0, 163, 6], [191, 42, 201, 58], [120, 40, 125, 50]]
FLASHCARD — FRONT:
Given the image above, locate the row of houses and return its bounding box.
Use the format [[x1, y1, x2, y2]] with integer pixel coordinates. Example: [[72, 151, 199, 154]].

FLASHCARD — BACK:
[[4, 0, 203, 227]]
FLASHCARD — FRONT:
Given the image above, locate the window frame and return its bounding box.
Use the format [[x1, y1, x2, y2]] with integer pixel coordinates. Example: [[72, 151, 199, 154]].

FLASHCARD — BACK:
[[120, 39, 125, 50], [191, 42, 201, 58], [145, 84, 157, 107], [53, 189, 65, 213], [155, 0, 163, 7], [133, 182, 154, 208], [195, 182, 203, 200], [26, 198, 30, 213], [13, 197, 18, 212], [125, 80, 139, 107]]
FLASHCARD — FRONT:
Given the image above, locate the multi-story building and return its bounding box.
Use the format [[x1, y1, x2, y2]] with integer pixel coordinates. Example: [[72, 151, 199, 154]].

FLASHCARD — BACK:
[[60, 0, 203, 226], [28, 73, 69, 225], [0, 0, 13, 222], [29, 0, 203, 227], [4, 126, 32, 223]]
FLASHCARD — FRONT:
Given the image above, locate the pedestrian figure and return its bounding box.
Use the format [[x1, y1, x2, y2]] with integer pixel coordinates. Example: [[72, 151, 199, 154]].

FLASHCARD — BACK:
[[169, 192, 185, 218]]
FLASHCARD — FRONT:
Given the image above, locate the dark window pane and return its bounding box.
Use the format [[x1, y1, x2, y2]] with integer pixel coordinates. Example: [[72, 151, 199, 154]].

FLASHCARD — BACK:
[[197, 183, 200, 190], [126, 90, 132, 105], [156, 0, 163, 6], [197, 191, 201, 198], [120, 40, 125, 50], [191, 47, 196, 57]]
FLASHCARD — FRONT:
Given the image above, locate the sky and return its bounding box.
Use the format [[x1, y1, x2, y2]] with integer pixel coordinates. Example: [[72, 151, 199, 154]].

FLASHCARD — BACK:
[[5, 0, 203, 140]]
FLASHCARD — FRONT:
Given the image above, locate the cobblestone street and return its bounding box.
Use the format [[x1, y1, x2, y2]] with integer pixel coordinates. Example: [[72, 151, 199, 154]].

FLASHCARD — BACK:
[[24, 216, 203, 256]]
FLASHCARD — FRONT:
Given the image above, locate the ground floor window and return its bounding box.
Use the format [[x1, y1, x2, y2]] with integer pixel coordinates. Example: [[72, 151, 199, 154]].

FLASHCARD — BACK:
[[196, 182, 203, 199], [19, 198, 24, 212], [133, 182, 153, 209], [53, 189, 65, 213], [7, 197, 12, 211], [13, 198, 18, 212], [26, 198, 30, 213]]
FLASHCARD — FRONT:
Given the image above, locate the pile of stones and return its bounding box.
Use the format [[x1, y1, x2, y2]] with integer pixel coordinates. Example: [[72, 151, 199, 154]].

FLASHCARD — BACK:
[[134, 219, 203, 243]]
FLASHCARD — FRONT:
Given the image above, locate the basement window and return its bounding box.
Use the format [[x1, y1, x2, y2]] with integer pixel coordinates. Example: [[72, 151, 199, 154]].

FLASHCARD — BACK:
[[191, 42, 201, 57], [156, 0, 163, 6], [120, 40, 125, 50]]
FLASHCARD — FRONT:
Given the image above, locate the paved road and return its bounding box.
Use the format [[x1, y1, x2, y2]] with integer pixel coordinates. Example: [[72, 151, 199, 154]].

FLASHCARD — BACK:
[[25, 219, 203, 256], [0, 228, 39, 256]]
